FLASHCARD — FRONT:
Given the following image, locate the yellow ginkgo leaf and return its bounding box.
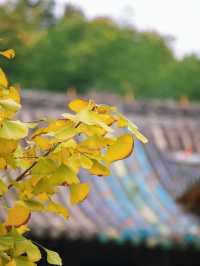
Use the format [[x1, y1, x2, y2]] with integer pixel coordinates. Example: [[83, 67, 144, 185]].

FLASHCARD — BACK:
[[31, 158, 57, 177], [8, 86, 20, 103], [0, 158, 6, 170], [65, 154, 81, 174], [0, 49, 15, 60], [104, 134, 134, 163], [46, 201, 69, 219], [24, 199, 45, 211], [99, 114, 115, 126], [63, 108, 113, 132], [16, 225, 30, 234], [5, 201, 31, 227], [70, 183, 90, 205], [44, 248, 62, 266], [0, 223, 7, 236], [32, 119, 69, 138], [33, 136, 52, 150], [36, 193, 49, 202], [68, 98, 88, 112], [6, 260, 16, 266], [0, 99, 21, 113], [14, 256, 36, 266], [0, 120, 28, 140], [0, 179, 8, 196], [24, 240, 41, 262], [116, 116, 128, 128], [32, 178, 56, 196], [77, 123, 106, 137], [53, 126, 77, 141], [50, 164, 80, 186], [0, 138, 18, 156], [88, 160, 110, 176], [79, 155, 93, 169], [0, 68, 8, 88], [46, 119, 71, 132], [122, 115, 148, 143], [76, 109, 112, 132], [130, 128, 148, 144], [77, 136, 114, 153]]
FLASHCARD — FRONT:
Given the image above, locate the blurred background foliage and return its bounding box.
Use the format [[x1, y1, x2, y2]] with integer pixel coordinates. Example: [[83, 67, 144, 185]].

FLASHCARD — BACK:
[[0, 0, 200, 100]]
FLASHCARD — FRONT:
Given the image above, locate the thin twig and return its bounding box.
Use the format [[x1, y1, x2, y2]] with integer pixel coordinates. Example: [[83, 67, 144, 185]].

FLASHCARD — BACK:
[[7, 121, 82, 190]]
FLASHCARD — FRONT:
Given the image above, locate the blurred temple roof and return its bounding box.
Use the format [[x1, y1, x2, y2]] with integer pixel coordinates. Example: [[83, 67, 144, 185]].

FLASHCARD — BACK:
[[15, 90, 200, 248]]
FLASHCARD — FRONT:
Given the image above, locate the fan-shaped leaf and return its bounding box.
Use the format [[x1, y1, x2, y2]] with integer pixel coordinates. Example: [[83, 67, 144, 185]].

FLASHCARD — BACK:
[[5, 202, 30, 227], [68, 99, 88, 112], [104, 134, 134, 163], [0, 120, 28, 140], [44, 248, 62, 266], [70, 183, 90, 205]]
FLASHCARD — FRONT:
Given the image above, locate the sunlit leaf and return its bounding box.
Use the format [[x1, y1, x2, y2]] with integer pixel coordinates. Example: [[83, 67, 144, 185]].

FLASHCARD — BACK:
[[24, 200, 45, 212], [78, 136, 114, 152], [0, 224, 7, 236], [0, 138, 18, 156], [31, 158, 57, 176], [0, 99, 21, 113], [8, 87, 20, 103], [46, 201, 69, 219], [68, 98, 88, 112], [36, 193, 49, 202], [104, 134, 134, 163], [0, 120, 28, 140], [53, 126, 77, 141], [0, 158, 6, 170], [0, 235, 14, 250], [14, 256, 36, 266], [88, 160, 110, 176], [32, 179, 56, 196], [0, 179, 8, 196], [0, 49, 15, 60], [16, 225, 29, 235], [6, 260, 16, 266], [77, 123, 106, 136], [116, 116, 128, 128], [76, 109, 113, 132], [63, 108, 113, 132], [44, 248, 62, 266], [33, 136, 52, 150], [79, 155, 93, 169], [5, 201, 30, 227], [50, 164, 80, 186], [26, 241, 41, 262], [65, 154, 81, 174], [0, 68, 8, 88], [70, 183, 90, 205], [130, 127, 148, 144]]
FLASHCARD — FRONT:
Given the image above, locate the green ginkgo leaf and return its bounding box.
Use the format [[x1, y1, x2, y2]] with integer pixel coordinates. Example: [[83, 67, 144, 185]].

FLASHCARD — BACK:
[[26, 241, 41, 262], [44, 248, 62, 266]]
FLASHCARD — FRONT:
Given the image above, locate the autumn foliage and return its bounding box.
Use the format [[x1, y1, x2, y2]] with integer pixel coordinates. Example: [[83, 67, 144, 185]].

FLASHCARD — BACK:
[[0, 46, 147, 265]]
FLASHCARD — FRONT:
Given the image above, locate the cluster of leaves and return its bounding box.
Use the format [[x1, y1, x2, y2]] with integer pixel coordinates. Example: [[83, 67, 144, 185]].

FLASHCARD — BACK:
[[0, 47, 147, 265]]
